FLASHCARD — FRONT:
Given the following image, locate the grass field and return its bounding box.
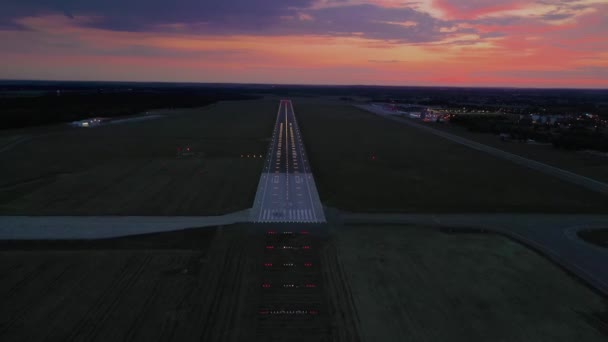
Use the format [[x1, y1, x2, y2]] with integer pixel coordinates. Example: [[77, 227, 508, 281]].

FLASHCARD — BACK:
[[0, 227, 260, 342], [294, 99, 608, 213], [0, 99, 278, 215], [423, 120, 608, 184], [334, 225, 608, 342], [0, 225, 359, 341], [579, 229, 608, 248], [2, 224, 605, 341]]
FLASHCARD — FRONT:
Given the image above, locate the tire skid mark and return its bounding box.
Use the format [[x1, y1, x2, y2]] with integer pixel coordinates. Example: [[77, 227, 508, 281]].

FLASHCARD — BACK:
[[0, 261, 77, 337], [66, 254, 146, 341], [84, 254, 153, 342], [321, 242, 362, 342], [121, 256, 166, 342]]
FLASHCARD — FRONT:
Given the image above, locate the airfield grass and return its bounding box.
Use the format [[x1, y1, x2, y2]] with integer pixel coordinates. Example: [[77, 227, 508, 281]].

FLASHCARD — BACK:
[[294, 99, 608, 213], [335, 225, 608, 342], [0, 99, 278, 215], [423, 120, 608, 184], [1, 223, 607, 341], [579, 229, 608, 248], [0, 226, 261, 342]]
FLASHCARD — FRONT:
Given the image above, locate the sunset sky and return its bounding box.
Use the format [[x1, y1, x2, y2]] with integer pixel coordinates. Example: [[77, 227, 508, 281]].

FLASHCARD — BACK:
[[1, 0, 607, 88]]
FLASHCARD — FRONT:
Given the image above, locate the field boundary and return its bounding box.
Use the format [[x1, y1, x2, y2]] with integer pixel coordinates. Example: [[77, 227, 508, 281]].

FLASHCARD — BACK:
[[357, 104, 608, 195], [339, 211, 608, 297]]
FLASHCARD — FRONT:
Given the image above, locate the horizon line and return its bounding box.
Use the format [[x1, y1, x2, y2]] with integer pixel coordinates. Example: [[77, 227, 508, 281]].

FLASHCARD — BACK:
[[0, 78, 607, 91]]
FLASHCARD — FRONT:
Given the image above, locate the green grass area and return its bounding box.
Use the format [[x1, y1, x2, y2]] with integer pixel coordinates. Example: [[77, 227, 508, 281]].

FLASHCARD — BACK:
[[335, 225, 608, 341], [578, 229, 608, 248], [423, 120, 608, 184], [0, 99, 278, 215], [294, 100, 608, 213]]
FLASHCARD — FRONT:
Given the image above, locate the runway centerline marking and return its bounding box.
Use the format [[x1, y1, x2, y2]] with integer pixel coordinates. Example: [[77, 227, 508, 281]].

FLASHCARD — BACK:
[[251, 99, 325, 223]]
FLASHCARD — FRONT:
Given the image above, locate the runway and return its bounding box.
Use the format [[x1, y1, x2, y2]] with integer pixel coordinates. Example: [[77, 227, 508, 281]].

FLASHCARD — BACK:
[[251, 100, 325, 223]]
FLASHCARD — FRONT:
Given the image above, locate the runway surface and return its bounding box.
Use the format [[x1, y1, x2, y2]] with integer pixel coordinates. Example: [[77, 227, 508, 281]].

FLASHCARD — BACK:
[[251, 100, 325, 223]]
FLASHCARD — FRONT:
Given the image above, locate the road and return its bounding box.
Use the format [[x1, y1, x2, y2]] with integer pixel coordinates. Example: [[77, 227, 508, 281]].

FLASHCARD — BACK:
[[358, 104, 608, 195], [0, 209, 250, 239], [251, 100, 325, 223]]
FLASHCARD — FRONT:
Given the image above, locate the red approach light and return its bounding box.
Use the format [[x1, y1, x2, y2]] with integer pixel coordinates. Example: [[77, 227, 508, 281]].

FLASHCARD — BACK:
[[302, 245, 311, 250], [300, 231, 310, 235], [259, 310, 270, 315], [309, 310, 319, 315], [265, 245, 274, 250], [177, 147, 182, 152], [304, 262, 312, 267], [264, 263, 273, 267], [262, 283, 271, 288], [371, 153, 377, 160], [267, 230, 277, 235], [186, 147, 191, 152]]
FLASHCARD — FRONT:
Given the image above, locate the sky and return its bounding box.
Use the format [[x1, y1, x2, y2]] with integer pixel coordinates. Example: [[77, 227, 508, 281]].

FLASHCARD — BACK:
[[1, 0, 607, 88]]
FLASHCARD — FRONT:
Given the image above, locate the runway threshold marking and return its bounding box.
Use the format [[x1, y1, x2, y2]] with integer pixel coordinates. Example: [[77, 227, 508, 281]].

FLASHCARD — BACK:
[[257, 101, 284, 222], [251, 99, 325, 223]]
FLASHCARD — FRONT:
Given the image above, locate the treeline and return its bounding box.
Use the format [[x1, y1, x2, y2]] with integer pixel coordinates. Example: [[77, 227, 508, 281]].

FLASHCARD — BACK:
[[450, 114, 608, 152], [0, 90, 257, 130], [552, 133, 608, 151]]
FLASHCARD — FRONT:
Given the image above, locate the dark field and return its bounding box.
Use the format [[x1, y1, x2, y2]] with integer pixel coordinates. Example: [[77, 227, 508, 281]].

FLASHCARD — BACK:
[[0, 99, 277, 215], [294, 99, 608, 213], [0, 224, 361, 342], [422, 121, 608, 184], [0, 85, 256, 130], [1, 224, 606, 341], [579, 229, 608, 248], [335, 225, 608, 342]]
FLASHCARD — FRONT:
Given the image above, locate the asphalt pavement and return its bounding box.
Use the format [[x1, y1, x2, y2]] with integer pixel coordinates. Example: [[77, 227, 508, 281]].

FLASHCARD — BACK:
[[251, 100, 325, 223], [0, 209, 250, 239]]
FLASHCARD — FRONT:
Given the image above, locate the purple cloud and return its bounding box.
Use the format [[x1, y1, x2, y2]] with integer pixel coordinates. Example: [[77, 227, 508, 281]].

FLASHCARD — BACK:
[[0, 0, 473, 43]]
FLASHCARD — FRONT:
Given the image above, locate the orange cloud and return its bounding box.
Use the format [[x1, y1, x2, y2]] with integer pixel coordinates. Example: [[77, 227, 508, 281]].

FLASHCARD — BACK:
[[1, 5, 607, 88]]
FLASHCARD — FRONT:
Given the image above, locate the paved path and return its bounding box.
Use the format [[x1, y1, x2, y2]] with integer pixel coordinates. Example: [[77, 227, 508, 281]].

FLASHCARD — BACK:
[[251, 100, 325, 223], [357, 104, 608, 195], [340, 212, 608, 296], [0, 209, 250, 239]]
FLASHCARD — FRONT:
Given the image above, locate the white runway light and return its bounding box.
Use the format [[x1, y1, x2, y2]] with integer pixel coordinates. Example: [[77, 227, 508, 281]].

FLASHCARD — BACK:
[[250, 100, 326, 223]]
